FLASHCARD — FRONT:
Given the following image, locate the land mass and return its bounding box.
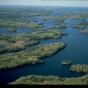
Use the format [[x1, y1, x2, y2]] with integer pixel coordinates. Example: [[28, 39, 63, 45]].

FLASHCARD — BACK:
[[7, 28, 17, 32], [0, 42, 66, 71], [9, 74, 88, 85], [61, 60, 73, 65], [70, 64, 88, 73], [80, 29, 88, 34]]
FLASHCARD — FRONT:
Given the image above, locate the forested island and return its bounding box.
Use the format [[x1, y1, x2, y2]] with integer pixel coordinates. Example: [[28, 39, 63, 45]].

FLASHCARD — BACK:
[[7, 28, 17, 32], [48, 23, 67, 29], [0, 42, 66, 71], [70, 64, 88, 73], [61, 60, 73, 65], [80, 29, 88, 34], [9, 64, 88, 85], [72, 23, 86, 29], [0, 29, 67, 53], [9, 74, 88, 85]]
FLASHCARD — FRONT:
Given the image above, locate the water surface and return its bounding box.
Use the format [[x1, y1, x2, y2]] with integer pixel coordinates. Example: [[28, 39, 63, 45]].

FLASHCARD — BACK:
[[0, 27, 34, 34]]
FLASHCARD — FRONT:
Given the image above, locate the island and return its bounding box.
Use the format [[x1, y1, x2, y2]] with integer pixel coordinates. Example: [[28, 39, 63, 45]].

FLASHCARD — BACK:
[[72, 23, 86, 29], [0, 29, 67, 53], [80, 29, 88, 34], [61, 60, 73, 65], [70, 64, 88, 73], [7, 28, 17, 32], [48, 23, 67, 29], [9, 74, 88, 85], [0, 42, 66, 71]]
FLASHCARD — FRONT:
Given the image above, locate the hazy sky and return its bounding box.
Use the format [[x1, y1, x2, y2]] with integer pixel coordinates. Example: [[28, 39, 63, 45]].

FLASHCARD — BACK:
[[0, 0, 88, 7]]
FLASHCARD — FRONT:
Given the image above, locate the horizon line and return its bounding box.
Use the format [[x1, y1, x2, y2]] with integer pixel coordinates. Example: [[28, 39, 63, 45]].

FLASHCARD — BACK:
[[0, 4, 88, 7]]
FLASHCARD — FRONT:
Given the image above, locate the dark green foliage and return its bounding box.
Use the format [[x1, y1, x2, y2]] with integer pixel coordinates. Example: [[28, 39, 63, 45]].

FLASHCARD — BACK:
[[70, 64, 88, 73], [80, 29, 88, 34], [72, 23, 86, 29], [48, 23, 67, 29], [0, 6, 55, 28], [0, 20, 43, 28], [0, 42, 66, 71], [0, 29, 67, 53], [9, 74, 88, 85], [6, 39, 16, 43], [7, 28, 17, 32]]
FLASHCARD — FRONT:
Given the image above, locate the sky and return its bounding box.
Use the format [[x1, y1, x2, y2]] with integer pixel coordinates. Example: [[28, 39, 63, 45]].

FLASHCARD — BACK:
[[0, 0, 88, 7]]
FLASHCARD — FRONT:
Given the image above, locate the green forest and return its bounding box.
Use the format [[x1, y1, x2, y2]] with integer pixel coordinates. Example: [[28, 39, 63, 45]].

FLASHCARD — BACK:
[[0, 42, 66, 71], [9, 74, 88, 85], [0, 29, 67, 53], [80, 29, 88, 33], [70, 64, 88, 73]]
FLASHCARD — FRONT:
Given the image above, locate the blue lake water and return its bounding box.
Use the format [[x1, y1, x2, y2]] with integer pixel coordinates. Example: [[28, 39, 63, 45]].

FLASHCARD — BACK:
[[0, 6, 88, 84], [0, 44, 4, 47], [0, 27, 34, 34], [86, 17, 88, 22]]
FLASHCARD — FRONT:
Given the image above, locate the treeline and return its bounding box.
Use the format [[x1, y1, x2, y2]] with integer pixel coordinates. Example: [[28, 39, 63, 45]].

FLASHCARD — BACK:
[[42, 15, 68, 24], [48, 23, 67, 29], [70, 64, 88, 73], [65, 11, 88, 21], [1, 6, 88, 29], [0, 40, 40, 53], [43, 11, 88, 25], [0, 6, 56, 28], [0, 6, 54, 18], [7, 28, 17, 32], [24, 29, 68, 40], [80, 29, 88, 34], [28, 29, 68, 40], [72, 23, 86, 29], [0, 42, 66, 71], [9, 74, 88, 85], [0, 29, 67, 42], [0, 29, 67, 53], [0, 19, 43, 28]]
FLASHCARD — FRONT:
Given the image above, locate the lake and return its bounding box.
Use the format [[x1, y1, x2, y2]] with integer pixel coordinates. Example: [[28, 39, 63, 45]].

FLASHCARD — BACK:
[[0, 6, 88, 84], [0, 27, 34, 34]]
